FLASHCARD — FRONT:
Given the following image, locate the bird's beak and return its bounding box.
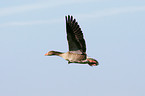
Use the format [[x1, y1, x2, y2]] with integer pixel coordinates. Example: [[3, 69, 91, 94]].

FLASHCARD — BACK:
[[44, 53, 48, 56]]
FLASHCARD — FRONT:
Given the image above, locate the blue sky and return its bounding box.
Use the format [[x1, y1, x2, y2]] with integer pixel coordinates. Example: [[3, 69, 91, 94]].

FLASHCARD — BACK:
[[0, 0, 145, 96]]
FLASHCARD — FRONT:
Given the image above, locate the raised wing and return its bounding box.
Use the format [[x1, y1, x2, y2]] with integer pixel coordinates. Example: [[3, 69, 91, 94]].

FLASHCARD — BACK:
[[65, 15, 86, 54]]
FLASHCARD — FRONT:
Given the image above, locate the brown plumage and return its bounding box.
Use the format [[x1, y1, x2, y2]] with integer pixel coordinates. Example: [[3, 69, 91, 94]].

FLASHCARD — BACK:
[[45, 15, 99, 66]]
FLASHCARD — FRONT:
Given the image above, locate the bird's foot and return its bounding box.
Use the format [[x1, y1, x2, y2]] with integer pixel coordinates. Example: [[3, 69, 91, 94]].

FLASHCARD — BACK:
[[87, 59, 97, 63]]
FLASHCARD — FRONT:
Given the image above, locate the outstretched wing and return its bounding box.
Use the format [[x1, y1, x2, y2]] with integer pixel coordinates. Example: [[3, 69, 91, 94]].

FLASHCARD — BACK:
[[65, 15, 86, 54]]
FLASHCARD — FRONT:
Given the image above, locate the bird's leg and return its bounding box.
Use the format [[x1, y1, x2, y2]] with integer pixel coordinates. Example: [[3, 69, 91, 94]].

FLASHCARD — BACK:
[[87, 59, 97, 63], [82, 59, 88, 62], [73, 59, 89, 64]]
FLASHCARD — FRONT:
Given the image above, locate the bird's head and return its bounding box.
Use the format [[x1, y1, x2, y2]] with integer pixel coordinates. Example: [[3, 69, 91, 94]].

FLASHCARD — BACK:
[[45, 51, 56, 56], [87, 58, 99, 66]]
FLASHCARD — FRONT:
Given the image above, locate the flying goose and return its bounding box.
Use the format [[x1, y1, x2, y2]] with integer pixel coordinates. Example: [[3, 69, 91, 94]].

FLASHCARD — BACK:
[[45, 15, 99, 66]]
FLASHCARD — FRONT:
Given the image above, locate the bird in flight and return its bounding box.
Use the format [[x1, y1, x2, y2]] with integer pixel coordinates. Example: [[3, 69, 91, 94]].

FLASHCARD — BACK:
[[45, 15, 99, 66]]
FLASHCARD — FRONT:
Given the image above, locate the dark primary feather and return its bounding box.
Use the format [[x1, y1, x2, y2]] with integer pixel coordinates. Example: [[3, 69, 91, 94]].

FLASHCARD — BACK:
[[65, 15, 86, 54]]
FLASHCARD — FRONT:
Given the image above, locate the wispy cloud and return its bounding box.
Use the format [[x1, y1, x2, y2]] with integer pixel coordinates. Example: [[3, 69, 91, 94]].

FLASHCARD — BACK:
[[0, 6, 145, 27], [0, 0, 99, 17], [0, 18, 63, 27], [76, 6, 145, 19]]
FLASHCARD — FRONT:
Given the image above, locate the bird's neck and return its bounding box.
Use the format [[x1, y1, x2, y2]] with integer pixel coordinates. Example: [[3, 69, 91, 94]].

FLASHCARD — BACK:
[[53, 51, 64, 56]]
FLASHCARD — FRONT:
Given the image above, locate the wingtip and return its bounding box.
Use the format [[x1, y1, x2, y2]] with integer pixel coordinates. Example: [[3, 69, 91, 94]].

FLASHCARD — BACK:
[[65, 16, 67, 20], [65, 15, 73, 18]]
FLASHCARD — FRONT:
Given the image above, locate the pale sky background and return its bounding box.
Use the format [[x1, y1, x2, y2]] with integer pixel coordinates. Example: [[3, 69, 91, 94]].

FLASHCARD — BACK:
[[0, 0, 145, 96]]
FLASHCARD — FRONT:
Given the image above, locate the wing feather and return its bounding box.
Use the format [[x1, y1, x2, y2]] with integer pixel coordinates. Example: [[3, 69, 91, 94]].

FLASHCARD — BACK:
[[65, 15, 86, 54]]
